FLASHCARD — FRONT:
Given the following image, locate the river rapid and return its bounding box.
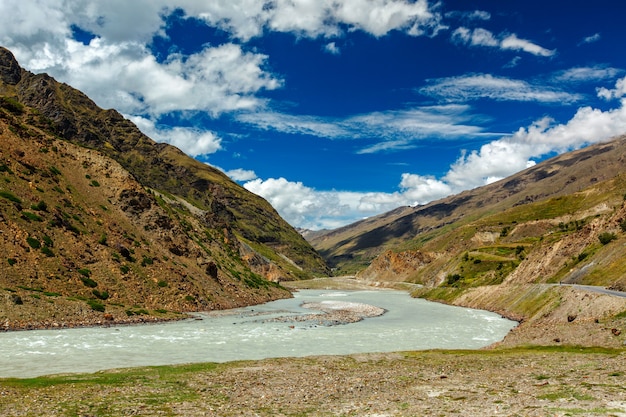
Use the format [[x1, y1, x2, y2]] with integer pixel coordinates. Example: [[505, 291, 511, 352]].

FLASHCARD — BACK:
[[0, 290, 517, 378]]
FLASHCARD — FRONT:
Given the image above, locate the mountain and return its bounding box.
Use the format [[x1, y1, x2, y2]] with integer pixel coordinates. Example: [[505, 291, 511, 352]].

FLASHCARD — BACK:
[[310, 138, 626, 275], [308, 136, 626, 346], [0, 47, 329, 330]]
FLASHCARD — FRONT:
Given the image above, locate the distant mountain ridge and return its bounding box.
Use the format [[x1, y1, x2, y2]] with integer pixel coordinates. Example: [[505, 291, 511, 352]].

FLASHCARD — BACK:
[[0, 46, 329, 329], [309, 138, 626, 274], [307, 134, 626, 346]]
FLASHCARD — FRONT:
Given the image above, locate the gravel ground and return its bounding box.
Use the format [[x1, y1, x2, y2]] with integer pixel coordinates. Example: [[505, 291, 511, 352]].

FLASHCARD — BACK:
[[1, 349, 625, 416]]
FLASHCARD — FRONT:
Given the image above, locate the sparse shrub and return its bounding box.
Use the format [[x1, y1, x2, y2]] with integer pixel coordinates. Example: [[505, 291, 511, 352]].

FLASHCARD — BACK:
[[42, 235, 53, 247], [87, 299, 105, 312], [119, 265, 130, 274], [77, 268, 91, 277], [620, 220, 626, 233], [578, 252, 588, 262], [598, 232, 617, 245], [49, 166, 62, 176], [31, 201, 47, 211], [26, 237, 41, 249], [0, 97, 24, 115], [21, 211, 43, 222], [0, 190, 21, 204], [157, 280, 168, 287], [98, 234, 107, 245], [141, 256, 153, 266], [7, 258, 17, 266], [446, 273, 462, 286], [41, 246, 54, 257], [80, 276, 98, 288], [90, 180, 100, 187], [92, 289, 109, 300], [184, 295, 196, 302]]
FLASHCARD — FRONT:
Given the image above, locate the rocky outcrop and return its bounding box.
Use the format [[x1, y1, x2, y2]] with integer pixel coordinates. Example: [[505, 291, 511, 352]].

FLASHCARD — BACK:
[[358, 250, 434, 282], [0, 47, 21, 85]]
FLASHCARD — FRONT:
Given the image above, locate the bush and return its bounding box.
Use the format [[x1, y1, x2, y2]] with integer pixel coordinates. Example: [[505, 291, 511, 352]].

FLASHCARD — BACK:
[[0, 97, 24, 115], [7, 258, 17, 266], [87, 299, 105, 312], [42, 235, 53, 247], [92, 289, 109, 300], [446, 274, 462, 286], [21, 211, 43, 222], [77, 268, 91, 277], [41, 246, 54, 257], [598, 232, 617, 245], [26, 237, 41, 249], [31, 201, 48, 211], [0, 190, 21, 204], [80, 276, 98, 288]]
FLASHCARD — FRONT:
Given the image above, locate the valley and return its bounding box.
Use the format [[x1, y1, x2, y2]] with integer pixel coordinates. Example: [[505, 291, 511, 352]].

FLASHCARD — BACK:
[[2, 43, 626, 416]]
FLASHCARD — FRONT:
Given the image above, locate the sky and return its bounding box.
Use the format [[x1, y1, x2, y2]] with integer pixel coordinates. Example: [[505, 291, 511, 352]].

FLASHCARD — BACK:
[[2, 1, 626, 230]]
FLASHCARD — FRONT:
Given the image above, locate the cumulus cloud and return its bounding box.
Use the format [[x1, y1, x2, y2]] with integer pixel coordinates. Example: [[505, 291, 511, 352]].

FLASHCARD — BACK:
[[597, 76, 626, 101], [225, 168, 258, 182], [420, 74, 581, 104], [130, 116, 222, 157], [452, 27, 554, 57]]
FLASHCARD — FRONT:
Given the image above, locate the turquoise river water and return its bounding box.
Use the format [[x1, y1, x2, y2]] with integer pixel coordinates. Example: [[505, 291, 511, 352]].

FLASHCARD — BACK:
[[0, 290, 517, 378]]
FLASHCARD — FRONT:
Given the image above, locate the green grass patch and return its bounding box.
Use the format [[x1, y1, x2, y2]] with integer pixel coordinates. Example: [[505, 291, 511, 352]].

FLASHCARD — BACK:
[[86, 299, 105, 312], [0, 190, 21, 204], [26, 237, 41, 249]]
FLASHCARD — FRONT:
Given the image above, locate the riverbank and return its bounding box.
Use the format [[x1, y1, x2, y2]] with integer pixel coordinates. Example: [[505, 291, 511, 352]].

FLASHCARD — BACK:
[[2, 347, 625, 416], [2, 278, 626, 416]]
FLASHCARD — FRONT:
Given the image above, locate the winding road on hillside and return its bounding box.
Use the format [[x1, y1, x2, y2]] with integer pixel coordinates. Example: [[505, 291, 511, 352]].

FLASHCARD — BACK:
[[564, 284, 626, 298]]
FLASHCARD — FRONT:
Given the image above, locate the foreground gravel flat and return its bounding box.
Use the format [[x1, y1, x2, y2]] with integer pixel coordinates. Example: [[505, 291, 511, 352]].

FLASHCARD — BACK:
[[1, 348, 625, 416]]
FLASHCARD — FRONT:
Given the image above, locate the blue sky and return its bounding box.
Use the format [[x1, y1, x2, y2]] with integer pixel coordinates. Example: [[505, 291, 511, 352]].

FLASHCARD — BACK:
[[2, 1, 626, 230]]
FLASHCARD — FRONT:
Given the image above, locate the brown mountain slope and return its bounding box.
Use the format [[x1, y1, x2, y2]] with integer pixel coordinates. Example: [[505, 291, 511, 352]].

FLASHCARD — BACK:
[[0, 47, 328, 330], [347, 136, 626, 346], [310, 137, 626, 274]]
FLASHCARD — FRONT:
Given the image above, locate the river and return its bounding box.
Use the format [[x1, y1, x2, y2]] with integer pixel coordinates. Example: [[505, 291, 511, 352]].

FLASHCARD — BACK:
[[0, 290, 517, 378]]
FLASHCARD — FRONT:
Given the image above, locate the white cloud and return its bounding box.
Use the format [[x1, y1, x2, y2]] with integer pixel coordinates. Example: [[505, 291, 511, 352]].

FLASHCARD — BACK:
[[452, 27, 554, 57], [445, 10, 490, 22], [580, 33, 601, 45], [130, 116, 222, 157], [553, 66, 622, 84], [226, 168, 258, 182], [451, 27, 497, 47], [598, 76, 626, 100], [246, 95, 626, 229], [324, 42, 341, 55], [500, 34, 554, 57], [239, 105, 493, 154], [420, 74, 581, 103]]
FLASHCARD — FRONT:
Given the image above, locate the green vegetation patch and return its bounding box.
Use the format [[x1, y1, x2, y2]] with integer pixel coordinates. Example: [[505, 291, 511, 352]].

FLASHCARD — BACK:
[[0, 190, 21, 204]]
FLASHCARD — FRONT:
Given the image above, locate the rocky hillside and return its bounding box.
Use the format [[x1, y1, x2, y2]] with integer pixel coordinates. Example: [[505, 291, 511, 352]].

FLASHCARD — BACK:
[[310, 137, 626, 275], [338, 136, 626, 346], [0, 47, 329, 330]]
